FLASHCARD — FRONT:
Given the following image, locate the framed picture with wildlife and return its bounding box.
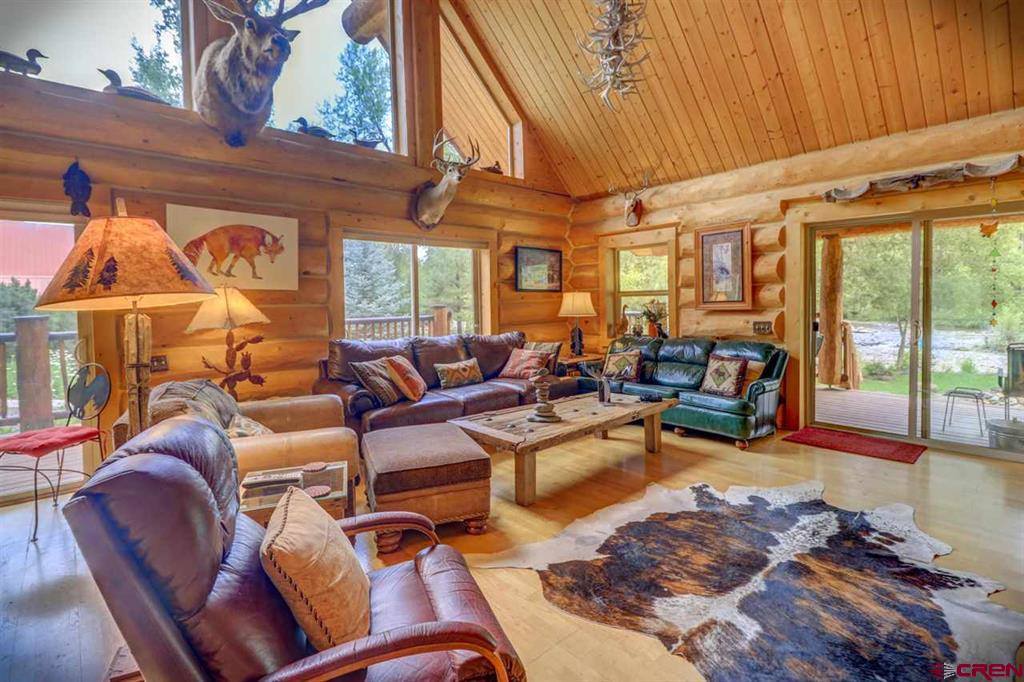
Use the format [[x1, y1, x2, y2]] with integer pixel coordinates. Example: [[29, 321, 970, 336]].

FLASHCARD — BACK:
[[693, 223, 752, 310], [515, 246, 563, 292], [166, 204, 298, 290]]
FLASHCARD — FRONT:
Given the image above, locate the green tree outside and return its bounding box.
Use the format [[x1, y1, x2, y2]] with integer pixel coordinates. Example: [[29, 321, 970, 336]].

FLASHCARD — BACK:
[[316, 42, 393, 150], [129, 0, 184, 105]]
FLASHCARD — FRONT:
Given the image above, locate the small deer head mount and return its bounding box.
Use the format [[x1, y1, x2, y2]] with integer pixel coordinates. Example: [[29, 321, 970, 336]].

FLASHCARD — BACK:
[[194, 0, 328, 147], [411, 130, 480, 230], [609, 169, 651, 227]]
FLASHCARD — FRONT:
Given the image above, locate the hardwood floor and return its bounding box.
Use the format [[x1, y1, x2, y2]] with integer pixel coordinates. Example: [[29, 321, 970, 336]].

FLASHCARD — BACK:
[[1, 426, 1021, 682]]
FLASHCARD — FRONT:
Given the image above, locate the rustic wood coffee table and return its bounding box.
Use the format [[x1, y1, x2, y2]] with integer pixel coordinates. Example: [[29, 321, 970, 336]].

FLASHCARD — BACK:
[[449, 393, 677, 506]]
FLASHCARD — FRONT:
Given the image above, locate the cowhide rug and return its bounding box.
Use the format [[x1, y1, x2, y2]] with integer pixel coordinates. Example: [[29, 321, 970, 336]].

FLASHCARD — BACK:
[[472, 482, 1024, 681]]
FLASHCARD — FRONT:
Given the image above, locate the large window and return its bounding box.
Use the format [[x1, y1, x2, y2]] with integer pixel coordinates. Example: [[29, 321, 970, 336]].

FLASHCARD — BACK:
[[0, 218, 83, 500], [274, 0, 396, 151], [0, 0, 186, 106], [343, 238, 480, 340], [614, 245, 670, 335]]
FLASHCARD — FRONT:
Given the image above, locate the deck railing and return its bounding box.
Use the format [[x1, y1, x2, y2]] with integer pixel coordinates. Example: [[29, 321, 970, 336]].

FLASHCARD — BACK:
[[0, 316, 77, 430], [344, 306, 471, 340]]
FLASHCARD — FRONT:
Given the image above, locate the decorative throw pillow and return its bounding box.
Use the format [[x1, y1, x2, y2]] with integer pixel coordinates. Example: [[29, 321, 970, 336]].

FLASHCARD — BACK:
[[602, 350, 642, 381], [435, 357, 484, 389], [524, 341, 562, 373], [225, 413, 274, 438], [384, 355, 427, 402], [350, 358, 402, 406], [499, 348, 552, 379], [701, 354, 750, 397], [260, 487, 370, 651], [739, 360, 766, 397]]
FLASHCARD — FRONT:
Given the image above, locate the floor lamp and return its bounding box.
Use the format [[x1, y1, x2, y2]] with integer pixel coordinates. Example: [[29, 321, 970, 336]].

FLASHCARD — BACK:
[[35, 200, 215, 439]]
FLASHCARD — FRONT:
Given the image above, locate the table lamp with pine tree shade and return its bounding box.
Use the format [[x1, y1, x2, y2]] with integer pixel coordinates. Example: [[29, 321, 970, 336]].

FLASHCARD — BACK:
[[35, 200, 215, 438]]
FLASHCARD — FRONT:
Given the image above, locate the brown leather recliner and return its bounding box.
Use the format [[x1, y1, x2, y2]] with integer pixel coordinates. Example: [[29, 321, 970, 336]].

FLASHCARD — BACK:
[[64, 416, 525, 682]]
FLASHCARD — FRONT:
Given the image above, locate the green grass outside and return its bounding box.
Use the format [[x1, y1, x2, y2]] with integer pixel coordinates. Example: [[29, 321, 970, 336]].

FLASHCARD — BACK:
[[855, 370, 998, 396]]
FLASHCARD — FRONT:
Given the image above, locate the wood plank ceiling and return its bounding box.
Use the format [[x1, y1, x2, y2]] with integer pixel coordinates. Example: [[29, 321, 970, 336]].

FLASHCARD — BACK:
[[454, 0, 1024, 199]]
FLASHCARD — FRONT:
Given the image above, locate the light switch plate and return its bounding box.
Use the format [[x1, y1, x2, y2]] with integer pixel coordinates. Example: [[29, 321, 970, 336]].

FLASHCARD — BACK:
[[752, 321, 773, 335], [151, 355, 169, 372]]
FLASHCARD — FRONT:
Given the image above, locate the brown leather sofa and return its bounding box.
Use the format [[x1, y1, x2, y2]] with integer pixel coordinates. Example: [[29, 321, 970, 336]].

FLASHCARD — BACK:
[[64, 416, 525, 682], [113, 380, 359, 512], [313, 332, 579, 435]]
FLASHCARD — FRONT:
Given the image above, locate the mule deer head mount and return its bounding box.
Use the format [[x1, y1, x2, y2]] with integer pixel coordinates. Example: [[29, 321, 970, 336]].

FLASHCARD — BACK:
[[194, 0, 328, 147], [411, 130, 480, 230], [609, 169, 652, 227]]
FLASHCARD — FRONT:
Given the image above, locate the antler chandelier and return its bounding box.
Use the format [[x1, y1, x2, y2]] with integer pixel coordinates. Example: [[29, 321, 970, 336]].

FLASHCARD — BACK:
[[578, 0, 650, 110]]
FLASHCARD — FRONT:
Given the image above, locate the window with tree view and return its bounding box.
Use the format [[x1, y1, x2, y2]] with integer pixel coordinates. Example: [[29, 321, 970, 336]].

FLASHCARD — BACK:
[[343, 239, 479, 340], [615, 245, 670, 335], [270, 0, 395, 151], [0, 0, 186, 106]]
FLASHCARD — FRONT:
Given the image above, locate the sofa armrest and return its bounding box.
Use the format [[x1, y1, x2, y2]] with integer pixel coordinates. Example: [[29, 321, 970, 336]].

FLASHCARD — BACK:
[[238, 394, 344, 433], [312, 379, 377, 418], [232, 427, 359, 481], [745, 378, 781, 403], [260, 621, 510, 682], [111, 411, 130, 450], [337, 511, 439, 545]]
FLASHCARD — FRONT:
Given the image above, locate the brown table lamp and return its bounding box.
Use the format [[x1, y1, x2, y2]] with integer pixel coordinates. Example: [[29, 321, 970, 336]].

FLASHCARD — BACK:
[[35, 199, 215, 439], [558, 291, 597, 356], [186, 286, 269, 399]]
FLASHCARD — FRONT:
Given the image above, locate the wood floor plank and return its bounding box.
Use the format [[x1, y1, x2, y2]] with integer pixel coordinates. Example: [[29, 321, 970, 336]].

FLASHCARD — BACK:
[[0, 426, 1021, 681]]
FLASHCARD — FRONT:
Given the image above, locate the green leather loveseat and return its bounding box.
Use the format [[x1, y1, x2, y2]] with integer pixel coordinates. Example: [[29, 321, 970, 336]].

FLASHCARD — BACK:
[[579, 336, 789, 448]]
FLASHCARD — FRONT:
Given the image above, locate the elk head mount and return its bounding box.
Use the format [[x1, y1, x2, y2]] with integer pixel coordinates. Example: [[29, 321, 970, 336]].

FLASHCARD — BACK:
[[609, 169, 651, 227], [411, 130, 480, 231], [194, 0, 328, 147]]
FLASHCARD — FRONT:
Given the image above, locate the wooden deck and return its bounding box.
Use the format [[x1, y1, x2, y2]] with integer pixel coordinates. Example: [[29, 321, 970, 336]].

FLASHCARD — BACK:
[[0, 447, 84, 500], [815, 388, 1020, 448]]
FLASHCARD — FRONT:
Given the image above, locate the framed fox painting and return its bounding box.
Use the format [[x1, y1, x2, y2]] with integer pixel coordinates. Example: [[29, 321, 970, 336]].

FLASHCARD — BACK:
[[166, 204, 299, 290]]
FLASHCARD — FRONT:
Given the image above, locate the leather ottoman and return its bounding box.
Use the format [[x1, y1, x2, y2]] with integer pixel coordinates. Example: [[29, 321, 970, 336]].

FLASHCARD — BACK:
[[362, 423, 491, 553]]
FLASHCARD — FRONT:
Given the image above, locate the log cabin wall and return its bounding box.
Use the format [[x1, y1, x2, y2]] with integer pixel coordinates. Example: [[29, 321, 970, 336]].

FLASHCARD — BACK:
[[570, 107, 1024, 428], [0, 70, 573, 438]]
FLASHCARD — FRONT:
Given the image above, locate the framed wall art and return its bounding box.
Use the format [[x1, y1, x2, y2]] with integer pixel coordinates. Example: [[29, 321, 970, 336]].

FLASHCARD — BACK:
[[693, 223, 752, 310], [515, 246, 563, 292], [166, 204, 298, 290]]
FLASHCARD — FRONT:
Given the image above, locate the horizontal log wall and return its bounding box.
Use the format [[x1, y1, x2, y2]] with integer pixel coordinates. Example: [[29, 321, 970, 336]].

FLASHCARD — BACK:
[[0, 74, 573, 433], [570, 109, 1024, 427]]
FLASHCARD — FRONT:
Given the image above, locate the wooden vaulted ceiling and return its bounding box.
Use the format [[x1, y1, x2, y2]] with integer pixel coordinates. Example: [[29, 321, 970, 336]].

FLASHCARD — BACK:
[[453, 0, 1024, 199]]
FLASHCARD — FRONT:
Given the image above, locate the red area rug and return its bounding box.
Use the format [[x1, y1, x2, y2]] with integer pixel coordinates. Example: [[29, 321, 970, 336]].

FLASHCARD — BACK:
[[782, 426, 926, 463]]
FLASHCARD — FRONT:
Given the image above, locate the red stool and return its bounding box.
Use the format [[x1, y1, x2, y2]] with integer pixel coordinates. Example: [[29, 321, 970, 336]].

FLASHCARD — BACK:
[[0, 363, 109, 541]]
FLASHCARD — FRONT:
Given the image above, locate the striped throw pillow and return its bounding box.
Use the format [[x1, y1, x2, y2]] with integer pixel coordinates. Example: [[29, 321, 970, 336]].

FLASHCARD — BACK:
[[350, 358, 403, 406], [435, 357, 484, 389], [499, 348, 552, 379], [524, 341, 562, 372], [384, 355, 427, 402]]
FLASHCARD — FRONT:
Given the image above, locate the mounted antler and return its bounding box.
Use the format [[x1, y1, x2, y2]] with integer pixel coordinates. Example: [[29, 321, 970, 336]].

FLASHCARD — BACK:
[[412, 129, 481, 230], [193, 0, 331, 146], [610, 168, 652, 227]]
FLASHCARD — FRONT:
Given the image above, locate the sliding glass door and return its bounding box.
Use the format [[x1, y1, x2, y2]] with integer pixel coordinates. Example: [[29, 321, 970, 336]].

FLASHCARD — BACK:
[[810, 210, 1024, 457]]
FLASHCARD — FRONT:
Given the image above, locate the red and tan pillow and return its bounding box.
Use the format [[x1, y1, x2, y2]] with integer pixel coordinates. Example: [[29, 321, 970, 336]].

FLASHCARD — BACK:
[[739, 360, 766, 397], [524, 341, 562, 373], [350, 358, 402, 406], [260, 487, 370, 651], [602, 350, 642, 382], [700, 354, 749, 397], [384, 355, 427, 402], [499, 348, 552, 379], [435, 357, 484, 389]]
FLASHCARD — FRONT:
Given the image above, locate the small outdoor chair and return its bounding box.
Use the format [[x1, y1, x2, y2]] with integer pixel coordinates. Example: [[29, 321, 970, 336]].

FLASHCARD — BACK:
[[997, 343, 1024, 420], [0, 363, 110, 541]]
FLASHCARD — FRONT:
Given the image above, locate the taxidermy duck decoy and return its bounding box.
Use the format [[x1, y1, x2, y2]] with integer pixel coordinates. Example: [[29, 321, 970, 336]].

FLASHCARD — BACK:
[[349, 129, 382, 149], [482, 161, 504, 175], [62, 161, 92, 218], [0, 48, 47, 76], [97, 69, 168, 105], [293, 117, 333, 139]]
